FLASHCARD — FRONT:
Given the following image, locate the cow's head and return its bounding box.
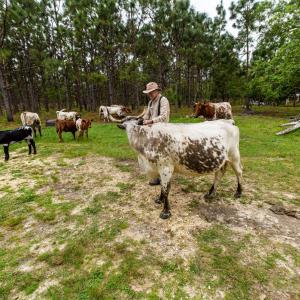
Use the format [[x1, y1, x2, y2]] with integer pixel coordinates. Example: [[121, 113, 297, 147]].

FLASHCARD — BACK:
[[117, 118, 143, 130], [194, 101, 211, 118], [194, 102, 204, 118], [86, 119, 92, 128]]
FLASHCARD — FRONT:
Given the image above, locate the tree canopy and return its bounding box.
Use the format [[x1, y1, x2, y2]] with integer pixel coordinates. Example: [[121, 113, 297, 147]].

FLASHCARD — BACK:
[[0, 0, 299, 120]]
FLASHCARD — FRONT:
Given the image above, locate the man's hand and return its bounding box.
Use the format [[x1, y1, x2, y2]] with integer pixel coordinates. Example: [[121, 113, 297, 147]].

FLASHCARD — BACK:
[[143, 119, 153, 125]]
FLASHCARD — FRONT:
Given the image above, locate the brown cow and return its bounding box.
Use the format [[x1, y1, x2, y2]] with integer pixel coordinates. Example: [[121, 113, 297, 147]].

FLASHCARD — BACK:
[[55, 119, 77, 143], [194, 101, 233, 120], [76, 118, 92, 139]]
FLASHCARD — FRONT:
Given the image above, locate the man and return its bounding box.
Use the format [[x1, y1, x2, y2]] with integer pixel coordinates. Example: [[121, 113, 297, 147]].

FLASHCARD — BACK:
[[142, 81, 170, 185]]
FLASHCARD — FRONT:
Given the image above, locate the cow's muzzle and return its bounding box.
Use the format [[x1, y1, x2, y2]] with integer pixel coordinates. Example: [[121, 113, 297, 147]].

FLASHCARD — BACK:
[[117, 124, 126, 130]]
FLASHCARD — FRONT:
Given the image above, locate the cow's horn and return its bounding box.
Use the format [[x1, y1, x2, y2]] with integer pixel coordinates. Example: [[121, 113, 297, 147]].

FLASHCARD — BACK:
[[108, 115, 127, 123]]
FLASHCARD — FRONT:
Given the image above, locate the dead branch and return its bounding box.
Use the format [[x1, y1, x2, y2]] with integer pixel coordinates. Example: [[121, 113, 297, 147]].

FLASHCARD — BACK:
[[276, 121, 300, 135]]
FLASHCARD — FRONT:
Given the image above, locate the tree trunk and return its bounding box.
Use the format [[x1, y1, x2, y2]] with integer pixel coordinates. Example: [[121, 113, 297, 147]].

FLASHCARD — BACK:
[[135, 83, 139, 109], [108, 71, 113, 105], [0, 66, 13, 121]]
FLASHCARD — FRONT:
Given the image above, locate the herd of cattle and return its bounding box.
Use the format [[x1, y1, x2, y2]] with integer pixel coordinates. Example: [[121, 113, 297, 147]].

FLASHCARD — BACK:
[[0, 101, 239, 219]]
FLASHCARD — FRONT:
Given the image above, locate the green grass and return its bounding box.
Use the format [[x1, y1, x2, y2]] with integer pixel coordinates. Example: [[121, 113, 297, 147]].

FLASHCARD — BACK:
[[190, 225, 297, 300], [0, 106, 300, 299]]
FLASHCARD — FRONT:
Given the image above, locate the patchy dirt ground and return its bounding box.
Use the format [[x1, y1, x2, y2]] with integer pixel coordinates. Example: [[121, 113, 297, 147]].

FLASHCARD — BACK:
[[1, 152, 300, 299]]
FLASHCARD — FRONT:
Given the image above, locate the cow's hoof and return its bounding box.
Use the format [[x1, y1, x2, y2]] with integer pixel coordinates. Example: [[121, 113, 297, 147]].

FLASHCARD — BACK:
[[204, 193, 214, 202], [154, 197, 163, 204], [234, 192, 242, 198], [160, 211, 171, 219]]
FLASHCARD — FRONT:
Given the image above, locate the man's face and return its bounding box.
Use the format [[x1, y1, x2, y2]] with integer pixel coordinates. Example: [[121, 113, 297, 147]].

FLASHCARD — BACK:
[[148, 90, 159, 100]]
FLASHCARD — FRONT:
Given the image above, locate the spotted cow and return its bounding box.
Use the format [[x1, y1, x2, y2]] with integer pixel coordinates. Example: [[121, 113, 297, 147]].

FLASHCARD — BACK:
[[56, 109, 80, 122], [0, 126, 36, 161], [20, 112, 42, 137], [99, 105, 131, 122], [76, 118, 92, 139], [194, 102, 232, 120], [118, 119, 242, 219]]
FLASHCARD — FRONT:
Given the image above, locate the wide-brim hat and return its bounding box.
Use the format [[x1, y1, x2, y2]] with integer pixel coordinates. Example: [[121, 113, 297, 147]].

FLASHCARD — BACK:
[[143, 82, 161, 94]]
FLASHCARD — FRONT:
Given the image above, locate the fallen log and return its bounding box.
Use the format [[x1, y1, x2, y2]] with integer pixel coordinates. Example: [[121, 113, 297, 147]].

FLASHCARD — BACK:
[[276, 121, 300, 135], [45, 119, 56, 127], [289, 113, 300, 121]]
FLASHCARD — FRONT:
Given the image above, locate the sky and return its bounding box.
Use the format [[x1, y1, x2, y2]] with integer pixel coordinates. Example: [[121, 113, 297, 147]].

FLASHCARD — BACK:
[[189, 0, 237, 35]]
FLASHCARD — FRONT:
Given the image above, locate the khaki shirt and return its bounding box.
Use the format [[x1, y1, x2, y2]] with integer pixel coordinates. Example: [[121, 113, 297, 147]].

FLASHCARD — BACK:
[[143, 94, 170, 123]]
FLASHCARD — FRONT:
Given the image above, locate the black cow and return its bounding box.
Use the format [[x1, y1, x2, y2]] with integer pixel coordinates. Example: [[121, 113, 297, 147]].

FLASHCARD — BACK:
[[0, 126, 37, 161]]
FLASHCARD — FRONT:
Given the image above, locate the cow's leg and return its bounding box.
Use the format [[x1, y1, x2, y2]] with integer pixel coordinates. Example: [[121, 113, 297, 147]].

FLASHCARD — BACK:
[[38, 125, 42, 136], [72, 131, 76, 140], [31, 139, 37, 155], [158, 165, 174, 219], [3, 145, 9, 161], [27, 139, 32, 154], [86, 130, 88, 138], [58, 131, 63, 143], [204, 162, 227, 200], [230, 155, 243, 198]]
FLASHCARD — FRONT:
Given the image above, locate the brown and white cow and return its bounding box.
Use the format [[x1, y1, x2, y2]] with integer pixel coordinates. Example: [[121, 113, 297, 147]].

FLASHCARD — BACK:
[[76, 118, 92, 139], [99, 105, 131, 122], [55, 119, 77, 143], [118, 119, 242, 219], [194, 101, 232, 120], [20, 112, 42, 137], [56, 109, 80, 122]]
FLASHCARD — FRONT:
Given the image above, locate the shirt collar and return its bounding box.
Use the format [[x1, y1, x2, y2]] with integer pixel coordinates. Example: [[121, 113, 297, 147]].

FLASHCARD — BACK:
[[152, 93, 161, 103]]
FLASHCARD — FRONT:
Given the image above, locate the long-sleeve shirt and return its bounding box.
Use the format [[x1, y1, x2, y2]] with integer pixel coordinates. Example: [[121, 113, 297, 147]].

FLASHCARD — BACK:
[[143, 94, 170, 123]]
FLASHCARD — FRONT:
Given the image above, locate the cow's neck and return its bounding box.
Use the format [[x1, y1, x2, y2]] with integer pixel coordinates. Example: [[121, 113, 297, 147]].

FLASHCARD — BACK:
[[127, 124, 150, 150]]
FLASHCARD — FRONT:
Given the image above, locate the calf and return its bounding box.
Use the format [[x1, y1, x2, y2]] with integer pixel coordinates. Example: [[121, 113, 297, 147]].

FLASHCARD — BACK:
[[118, 119, 242, 219], [20, 112, 42, 137], [76, 118, 92, 139], [0, 126, 36, 161], [56, 109, 80, 122], [55, 119, 77, 143], [99, 105, 131, 122], [194, 101, 232, 120]]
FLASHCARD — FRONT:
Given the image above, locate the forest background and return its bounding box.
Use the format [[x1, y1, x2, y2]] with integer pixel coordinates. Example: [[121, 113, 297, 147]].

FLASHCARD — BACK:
[[0, 0, 299, 121]]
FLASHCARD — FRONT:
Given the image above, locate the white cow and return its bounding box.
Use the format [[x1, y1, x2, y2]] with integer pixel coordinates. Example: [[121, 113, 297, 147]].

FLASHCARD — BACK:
[[99, 105, 131, 122], [118, 119, 243, 219], [20, 112, 42, 137], [56, 109, 79, 122]]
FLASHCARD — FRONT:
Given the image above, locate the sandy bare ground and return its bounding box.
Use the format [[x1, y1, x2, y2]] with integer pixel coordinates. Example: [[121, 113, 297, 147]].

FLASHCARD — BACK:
[[1, 153, 300, 299]]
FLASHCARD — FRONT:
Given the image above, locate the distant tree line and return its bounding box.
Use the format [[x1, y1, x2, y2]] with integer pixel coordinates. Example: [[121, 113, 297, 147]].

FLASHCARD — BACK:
[[0, 0, 299, 121]]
